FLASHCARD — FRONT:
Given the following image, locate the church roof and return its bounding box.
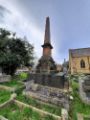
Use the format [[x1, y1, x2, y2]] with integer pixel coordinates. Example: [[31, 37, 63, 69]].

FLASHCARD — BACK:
[[69, 47, 90, 57]]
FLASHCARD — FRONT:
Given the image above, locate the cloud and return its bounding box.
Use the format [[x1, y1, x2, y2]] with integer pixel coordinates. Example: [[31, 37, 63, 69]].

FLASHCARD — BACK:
[[0, 1, 44, 62], [0, 0, 64, 63], [0, 5, 11, 23], [0, 5, 10, 14]]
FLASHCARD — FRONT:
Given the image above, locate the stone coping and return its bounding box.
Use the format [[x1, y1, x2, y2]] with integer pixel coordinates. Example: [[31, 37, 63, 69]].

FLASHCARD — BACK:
[[0, 84, 25, 92], [0, 85, 15, 92]]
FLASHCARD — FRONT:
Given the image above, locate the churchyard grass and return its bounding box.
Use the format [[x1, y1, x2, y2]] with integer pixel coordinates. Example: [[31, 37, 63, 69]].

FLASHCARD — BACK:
[[69, 76, 90, 120], [0, 73, 61, 120], [0, 103, 40, 120], [0, 103, 56, 120], [0, 90, 11, 104], [0, 80, 23, 87], [16, 94, 61, 116]]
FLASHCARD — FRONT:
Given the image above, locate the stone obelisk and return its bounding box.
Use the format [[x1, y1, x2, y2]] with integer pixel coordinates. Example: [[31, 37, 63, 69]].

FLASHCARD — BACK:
[[42, 17, 53, 57], [36, 17, 56, 73]]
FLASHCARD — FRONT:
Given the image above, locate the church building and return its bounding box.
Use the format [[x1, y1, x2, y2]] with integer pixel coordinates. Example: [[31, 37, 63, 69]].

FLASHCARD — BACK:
[[69, 48, 90, 74]]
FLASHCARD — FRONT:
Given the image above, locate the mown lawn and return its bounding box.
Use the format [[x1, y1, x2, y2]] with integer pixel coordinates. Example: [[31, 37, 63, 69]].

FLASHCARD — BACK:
[[0, 90, 11, 104], [69, 77, 90, 120]]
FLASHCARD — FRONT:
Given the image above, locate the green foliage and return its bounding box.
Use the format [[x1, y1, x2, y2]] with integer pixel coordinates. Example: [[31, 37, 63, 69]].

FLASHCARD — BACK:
[[0, 28, 34, 75], [19, 72, 28, 80], [0, 90, 11, 104], [71, 80, 79, 91]]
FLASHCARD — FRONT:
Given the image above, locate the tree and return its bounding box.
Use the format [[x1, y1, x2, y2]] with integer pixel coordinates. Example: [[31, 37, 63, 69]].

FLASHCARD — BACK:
[[0, 28, 34, 75]]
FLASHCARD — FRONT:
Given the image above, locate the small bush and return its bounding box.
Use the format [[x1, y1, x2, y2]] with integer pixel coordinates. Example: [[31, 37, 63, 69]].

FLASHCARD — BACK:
[[19, 72, 28, 80]]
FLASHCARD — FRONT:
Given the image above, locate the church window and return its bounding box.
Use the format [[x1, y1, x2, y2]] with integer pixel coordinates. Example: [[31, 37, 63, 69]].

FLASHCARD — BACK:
[[80, 59, 85, 68]]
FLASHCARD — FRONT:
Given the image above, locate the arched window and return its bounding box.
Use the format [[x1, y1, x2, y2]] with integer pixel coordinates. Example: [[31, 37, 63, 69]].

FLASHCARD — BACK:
[[80, 59, 85, 68]]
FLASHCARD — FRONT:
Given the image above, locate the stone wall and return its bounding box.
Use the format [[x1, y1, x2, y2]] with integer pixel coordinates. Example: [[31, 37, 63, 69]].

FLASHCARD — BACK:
[[0, 75, 11, 83], [28, 73, 65, 89]]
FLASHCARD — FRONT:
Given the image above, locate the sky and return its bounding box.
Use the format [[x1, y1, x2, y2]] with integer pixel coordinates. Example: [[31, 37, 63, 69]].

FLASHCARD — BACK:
[[0, 0, 90, 64]]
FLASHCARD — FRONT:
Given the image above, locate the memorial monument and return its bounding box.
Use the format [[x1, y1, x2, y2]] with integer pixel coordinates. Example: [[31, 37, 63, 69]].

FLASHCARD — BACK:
[[36, 17, 56, 73]]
